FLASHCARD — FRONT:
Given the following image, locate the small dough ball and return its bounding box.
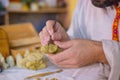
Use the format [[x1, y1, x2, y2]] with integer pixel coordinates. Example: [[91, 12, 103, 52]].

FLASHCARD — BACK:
[[56, 47, 62, 53], [39, 60, 43, 64], [38, 63, 46, 69], [26, 62, 33, 68], [40, 44, 58, 54], [40, 45, 49, 53], [29, 65, 36, 70], [48, 44, 58, 53]]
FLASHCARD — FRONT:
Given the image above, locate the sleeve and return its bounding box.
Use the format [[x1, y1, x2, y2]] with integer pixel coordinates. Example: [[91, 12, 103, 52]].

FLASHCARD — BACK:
[[102, 40, 120, 80], [67, 0, 86, 39]]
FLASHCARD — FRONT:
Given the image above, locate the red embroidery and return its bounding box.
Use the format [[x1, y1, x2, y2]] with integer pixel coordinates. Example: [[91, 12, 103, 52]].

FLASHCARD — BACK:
[[112, 5, 120, 41]]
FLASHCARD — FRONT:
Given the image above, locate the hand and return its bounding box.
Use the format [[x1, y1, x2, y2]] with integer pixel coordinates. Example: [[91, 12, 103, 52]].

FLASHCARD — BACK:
[[47, 39, 108, 68], [39, 20, 69, 46]]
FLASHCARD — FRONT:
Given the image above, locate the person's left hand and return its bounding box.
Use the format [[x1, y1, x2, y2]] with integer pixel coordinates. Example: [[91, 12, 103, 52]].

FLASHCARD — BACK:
[[47, 39, 107, 68]]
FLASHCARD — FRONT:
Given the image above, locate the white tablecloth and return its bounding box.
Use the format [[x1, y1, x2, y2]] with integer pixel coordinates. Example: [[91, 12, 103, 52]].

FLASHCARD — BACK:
[[0, 57, 109, 80]]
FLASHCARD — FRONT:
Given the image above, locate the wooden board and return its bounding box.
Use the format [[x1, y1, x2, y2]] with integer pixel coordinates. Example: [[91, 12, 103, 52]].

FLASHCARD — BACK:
[[0, 23, 40, 48]]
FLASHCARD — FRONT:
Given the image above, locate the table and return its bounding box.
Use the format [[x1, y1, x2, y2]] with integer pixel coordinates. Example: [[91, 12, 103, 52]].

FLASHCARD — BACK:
[[0, 60, 105, 80]]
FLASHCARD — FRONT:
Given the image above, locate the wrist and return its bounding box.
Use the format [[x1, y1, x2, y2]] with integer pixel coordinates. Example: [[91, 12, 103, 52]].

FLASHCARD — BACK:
[[65, 35, 70, 41], [93, 41, 108, 64], [62, 33, 70, 41]]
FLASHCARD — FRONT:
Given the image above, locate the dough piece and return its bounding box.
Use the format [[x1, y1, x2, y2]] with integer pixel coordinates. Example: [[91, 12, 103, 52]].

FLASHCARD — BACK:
[[48, 44, 58, 53], [6, 55, 15, 68], [19, 52, 47, 70], [24, 49, 30, 58], [40, 45, 49, 53], [50, 78, 58, 80], [40, 44, 59, 54], [0, 53, 9, 69], [16, 53, 23, 67], [56, 47, 62, 53]]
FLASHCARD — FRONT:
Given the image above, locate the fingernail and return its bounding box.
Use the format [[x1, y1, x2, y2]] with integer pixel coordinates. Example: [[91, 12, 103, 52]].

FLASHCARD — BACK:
[[45, 37, 49, 41], [48, 30, 53, 35]]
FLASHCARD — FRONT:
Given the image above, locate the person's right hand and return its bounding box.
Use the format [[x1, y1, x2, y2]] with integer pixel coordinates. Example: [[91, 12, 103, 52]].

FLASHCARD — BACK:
[[39, 20, 70, 46]]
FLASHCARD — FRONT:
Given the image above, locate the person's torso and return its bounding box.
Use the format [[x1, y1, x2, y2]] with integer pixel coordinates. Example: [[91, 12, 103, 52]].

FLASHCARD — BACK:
[[76, 0, 120, 41]]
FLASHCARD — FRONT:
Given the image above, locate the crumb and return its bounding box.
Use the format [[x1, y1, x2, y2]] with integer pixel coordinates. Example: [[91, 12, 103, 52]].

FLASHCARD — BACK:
[[50, 78, 58, 80], [35, 78, 41, 80]]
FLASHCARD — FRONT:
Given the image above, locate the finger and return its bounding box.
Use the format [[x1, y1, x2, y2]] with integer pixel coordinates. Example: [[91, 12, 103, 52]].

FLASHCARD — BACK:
[[51, 32, 62, 41], [47, 49, 71, 63], [42, 27, 50, 42], [39, 31, 46, 46], [39, 28, 50, 46], [54, 41, 73, 49], [46, 20, 56, 35]]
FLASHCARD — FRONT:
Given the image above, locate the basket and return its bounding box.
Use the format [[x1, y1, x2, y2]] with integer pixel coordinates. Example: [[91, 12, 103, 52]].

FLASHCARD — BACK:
[[0, 28, 10, 58]]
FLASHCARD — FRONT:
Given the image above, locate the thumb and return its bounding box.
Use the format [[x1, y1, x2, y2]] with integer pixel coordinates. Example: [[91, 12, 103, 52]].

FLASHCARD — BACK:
[[54, 41, 72, 49]]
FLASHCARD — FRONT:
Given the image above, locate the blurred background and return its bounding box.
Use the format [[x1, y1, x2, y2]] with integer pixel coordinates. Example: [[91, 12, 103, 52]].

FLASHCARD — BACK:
[[0, 0, 77, 32]]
